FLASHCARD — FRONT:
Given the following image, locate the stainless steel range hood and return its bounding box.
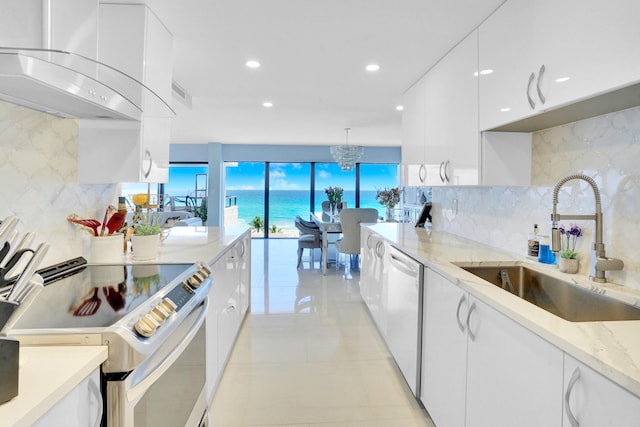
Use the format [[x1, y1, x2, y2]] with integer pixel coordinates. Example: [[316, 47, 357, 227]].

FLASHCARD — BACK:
[[0, 48, 174, 120]]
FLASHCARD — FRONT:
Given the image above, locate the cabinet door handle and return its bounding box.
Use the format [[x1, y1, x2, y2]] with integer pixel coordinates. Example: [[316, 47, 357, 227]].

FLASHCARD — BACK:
[[376, 241, 385, 258], [456, 295, 467, 333], [564, 367, 581, 427], [439, 161, 445, 183], [536, 64, 547, 105], [466, 301, 477, 341], [443, 160, 451, 183], [366, 234, 374, 249], [418, 164, 426, 183], [527, 72, 536, 109], [142, 148, 153, 178]]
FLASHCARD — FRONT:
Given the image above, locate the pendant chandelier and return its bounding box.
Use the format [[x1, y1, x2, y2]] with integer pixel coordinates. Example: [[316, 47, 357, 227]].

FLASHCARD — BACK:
[[330, 128, 364, 172]]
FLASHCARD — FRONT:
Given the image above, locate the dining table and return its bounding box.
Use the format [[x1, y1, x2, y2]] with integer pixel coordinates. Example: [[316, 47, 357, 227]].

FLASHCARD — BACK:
[[310, 211, 342, 274]]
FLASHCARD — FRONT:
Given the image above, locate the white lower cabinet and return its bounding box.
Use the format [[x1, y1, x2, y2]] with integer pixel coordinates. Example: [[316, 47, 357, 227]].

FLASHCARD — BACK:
[[422, 267, 564, 427], [421, 267, 468, 426], [465, 293, 563, 427], [361, 228, 388, 334], [33, 368, 102, 427], [563, 354, 640, 427], [205, 234, 251, 403]]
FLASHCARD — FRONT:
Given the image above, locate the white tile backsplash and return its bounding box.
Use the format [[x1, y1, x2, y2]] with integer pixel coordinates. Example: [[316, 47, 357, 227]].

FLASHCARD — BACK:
[[0, 101, 119, 266], [433, 106, 640, 290]]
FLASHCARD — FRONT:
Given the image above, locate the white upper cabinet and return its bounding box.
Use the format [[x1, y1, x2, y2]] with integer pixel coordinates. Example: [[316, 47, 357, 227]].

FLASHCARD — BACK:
[[478, 0, 536, 130], [98, 3, 174, 114], [401, 76, 427, 186], [402, 30, 480, 186], [78, 3, 174, 184], [479, 0, 640, 131], [423, 30, 479, 186]]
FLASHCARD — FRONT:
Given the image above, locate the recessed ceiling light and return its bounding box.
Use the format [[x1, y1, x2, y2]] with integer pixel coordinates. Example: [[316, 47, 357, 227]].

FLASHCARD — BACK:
[[396, 105, 404, 111], [555, 77, 571, 83], [480, 69, 494, 75], [262, 101, 273, 108], [500, 107, 511, 112], [365, 64, 380, 72], [246, 60, 261, 68]]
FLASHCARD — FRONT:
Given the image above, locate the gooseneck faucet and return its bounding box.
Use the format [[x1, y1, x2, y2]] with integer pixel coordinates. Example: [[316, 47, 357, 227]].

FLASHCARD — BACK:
[[551, 174, 623, 283]]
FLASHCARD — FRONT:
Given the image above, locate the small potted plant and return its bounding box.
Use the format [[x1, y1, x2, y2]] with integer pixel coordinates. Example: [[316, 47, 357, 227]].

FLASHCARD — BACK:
[[376, 187, 402, 222], [558, 223, 582, 273], [131, 214, 163, 261]]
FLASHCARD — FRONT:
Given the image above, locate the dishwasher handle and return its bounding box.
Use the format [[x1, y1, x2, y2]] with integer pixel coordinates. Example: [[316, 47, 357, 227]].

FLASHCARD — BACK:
[[389, 249, 419, 278]]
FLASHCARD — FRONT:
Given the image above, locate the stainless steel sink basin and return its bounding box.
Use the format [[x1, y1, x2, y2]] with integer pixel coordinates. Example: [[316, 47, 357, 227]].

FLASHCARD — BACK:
[[458, 264, 640, 322]]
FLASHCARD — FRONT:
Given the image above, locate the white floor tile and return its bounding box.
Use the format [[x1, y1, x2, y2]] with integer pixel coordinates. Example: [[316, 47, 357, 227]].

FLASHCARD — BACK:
[[209, 238, 435, 426]]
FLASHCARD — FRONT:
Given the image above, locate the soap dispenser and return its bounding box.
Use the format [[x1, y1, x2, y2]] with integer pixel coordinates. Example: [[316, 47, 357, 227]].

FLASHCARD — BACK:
[[527, 224, 539, 259]]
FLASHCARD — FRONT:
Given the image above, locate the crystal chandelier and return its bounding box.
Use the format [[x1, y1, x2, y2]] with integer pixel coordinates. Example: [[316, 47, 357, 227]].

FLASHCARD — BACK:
[[330, 128, 364, 172]]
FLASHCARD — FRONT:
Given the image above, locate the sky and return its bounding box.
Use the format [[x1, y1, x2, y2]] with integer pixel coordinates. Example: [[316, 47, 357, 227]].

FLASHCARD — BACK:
[[225, 162, 399, 191]]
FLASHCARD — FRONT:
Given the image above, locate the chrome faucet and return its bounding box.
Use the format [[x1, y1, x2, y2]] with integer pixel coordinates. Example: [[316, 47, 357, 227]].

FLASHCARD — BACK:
[[550, 174, 623, 283]]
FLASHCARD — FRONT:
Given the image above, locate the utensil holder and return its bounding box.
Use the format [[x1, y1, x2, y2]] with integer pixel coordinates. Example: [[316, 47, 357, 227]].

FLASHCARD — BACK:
[[0, 336, 19, 404]]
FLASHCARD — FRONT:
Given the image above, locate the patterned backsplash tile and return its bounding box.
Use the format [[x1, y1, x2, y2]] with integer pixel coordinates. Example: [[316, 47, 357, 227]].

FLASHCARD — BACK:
[[0, 101, 118, 266]]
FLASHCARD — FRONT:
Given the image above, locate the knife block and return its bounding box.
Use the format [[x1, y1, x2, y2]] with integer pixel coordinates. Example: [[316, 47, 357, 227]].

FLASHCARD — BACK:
[[0, 336, 19, 404], [0, 299, 19, 332]]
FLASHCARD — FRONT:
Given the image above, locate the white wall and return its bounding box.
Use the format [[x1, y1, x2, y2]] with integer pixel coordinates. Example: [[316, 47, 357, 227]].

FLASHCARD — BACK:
[[0, 101, 119, 266], [433, 106, 640, 289]]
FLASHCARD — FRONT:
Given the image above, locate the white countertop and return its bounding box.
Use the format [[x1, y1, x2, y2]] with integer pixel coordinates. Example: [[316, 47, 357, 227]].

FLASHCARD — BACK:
[[126, 225, 250, 265], [366, 223, 640, 397], [0, 346, 107, 427]]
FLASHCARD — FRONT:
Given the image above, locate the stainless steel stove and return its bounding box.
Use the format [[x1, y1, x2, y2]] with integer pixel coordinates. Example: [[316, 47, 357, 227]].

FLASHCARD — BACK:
[[10, 259, 213, 426]]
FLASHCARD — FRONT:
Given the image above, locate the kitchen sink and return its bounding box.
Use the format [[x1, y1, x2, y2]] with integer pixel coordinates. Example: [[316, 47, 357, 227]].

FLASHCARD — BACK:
[[457, 264, 640, 322]]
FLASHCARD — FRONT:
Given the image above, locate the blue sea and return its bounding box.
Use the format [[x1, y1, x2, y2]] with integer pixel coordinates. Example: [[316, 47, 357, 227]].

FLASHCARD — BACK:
[[227, 190, 384, 231]]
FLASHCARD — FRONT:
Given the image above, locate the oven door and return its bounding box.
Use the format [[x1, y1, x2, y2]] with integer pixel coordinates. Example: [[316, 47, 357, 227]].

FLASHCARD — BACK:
[[105, 298, 209, 427]]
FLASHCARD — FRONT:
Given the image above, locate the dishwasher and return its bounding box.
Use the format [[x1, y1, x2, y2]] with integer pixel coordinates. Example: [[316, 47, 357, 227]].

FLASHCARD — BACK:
[[386, 246, 423, 397]]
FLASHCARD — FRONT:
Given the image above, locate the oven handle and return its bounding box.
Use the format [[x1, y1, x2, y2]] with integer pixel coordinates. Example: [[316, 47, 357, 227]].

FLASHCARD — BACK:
[[126, 297, 209, 403]]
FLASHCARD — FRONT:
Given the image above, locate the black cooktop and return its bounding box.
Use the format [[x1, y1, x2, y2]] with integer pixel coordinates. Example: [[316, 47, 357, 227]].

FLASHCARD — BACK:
[[11, 263, 192, 329]]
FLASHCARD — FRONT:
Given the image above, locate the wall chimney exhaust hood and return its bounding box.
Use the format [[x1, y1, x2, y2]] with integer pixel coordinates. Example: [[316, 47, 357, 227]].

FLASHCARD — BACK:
[[0, 47, 175, 120]]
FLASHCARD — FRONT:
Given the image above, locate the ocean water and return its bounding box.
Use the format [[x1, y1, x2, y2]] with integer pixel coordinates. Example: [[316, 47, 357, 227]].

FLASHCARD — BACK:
[[227, 190, 384, 231]]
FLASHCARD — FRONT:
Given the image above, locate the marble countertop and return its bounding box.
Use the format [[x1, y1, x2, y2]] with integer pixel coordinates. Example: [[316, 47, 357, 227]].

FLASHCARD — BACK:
[[365, 223, 640, 397], [125, 225, 250, 265], [0, 346, 107, 426]]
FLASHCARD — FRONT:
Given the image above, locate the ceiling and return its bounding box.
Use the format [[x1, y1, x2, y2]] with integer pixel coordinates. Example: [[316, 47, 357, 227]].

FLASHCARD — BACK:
[[123, 0, 505, 146]]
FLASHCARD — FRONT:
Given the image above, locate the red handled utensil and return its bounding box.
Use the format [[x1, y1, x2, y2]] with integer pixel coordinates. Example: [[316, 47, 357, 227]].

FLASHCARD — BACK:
[[67, 218, 101, 237], [105, 212, 126, 235]]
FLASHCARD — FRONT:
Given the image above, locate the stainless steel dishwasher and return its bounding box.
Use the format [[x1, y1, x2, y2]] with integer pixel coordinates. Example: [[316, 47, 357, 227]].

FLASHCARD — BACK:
[[386, 246, 423, 397]]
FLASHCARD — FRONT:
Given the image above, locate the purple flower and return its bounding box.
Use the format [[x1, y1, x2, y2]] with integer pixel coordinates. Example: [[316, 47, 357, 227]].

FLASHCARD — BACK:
[[559, 223, 582, 253], [569, 224, 582, 238]]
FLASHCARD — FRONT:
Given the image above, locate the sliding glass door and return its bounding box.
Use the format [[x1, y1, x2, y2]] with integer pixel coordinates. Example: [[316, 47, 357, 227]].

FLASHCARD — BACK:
[[268, 163, 311, 238]]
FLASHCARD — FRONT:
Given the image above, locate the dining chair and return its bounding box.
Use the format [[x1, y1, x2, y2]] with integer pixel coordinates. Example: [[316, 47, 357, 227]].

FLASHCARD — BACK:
[[294, 216, 322, 268], [336, 208, 378, 278], [321, 201, 331, 213]]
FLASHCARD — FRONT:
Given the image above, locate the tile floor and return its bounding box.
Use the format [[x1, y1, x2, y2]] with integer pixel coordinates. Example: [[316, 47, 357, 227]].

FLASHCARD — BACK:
[[209, 238, 436, 426]]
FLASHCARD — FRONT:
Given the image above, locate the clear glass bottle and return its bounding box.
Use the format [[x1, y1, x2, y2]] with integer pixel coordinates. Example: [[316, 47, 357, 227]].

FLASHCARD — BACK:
[[527, 224, 539, 258]]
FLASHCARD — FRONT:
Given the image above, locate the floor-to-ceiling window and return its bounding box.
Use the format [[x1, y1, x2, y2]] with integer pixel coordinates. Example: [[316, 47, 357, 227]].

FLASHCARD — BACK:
[[314, 163, 356, 212], [224, 161, 399, 238], [225, 162, 266, 237], [268, 163, 311, 238], [359, 163, 400, 218]]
